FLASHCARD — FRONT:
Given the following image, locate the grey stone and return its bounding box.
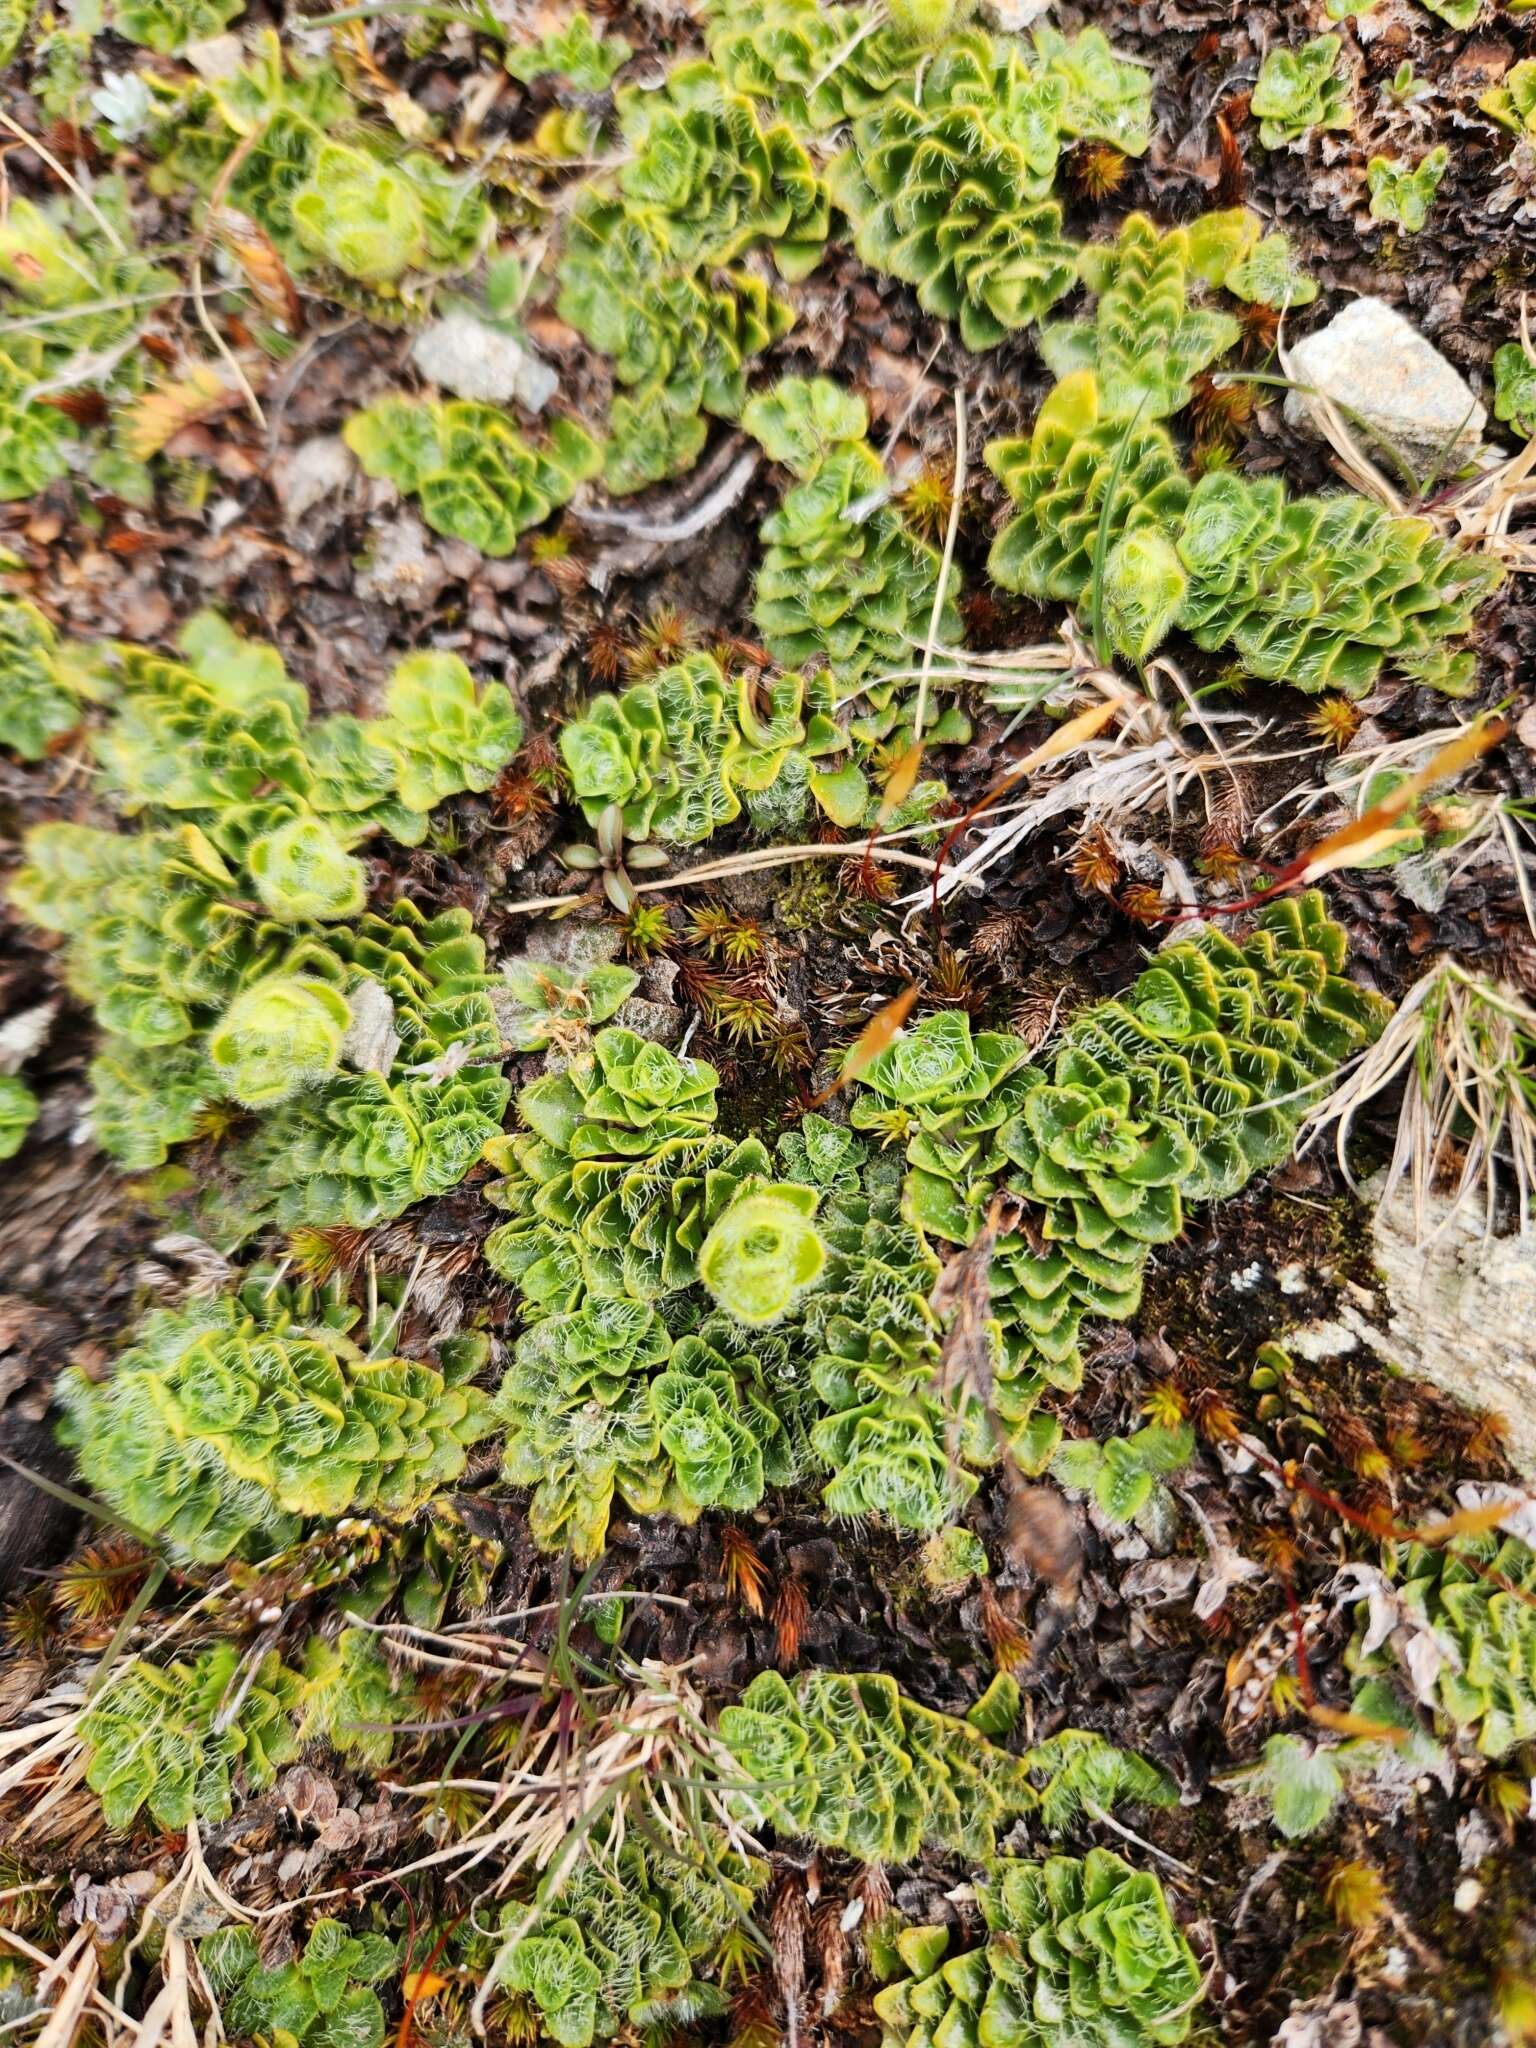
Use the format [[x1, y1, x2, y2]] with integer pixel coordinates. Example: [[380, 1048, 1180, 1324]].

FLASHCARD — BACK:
[[514, 922, 622, 972], [976, 0, 1051, 26], [1350, 1192, 1536, 1479], [355, 513, 449, 610], [613, 995, 685, 1044], [410, 309, 558, 412], [1283, 297, 1487, 473], [340, 976, 399, 1076], [273, 434, 355, 522]]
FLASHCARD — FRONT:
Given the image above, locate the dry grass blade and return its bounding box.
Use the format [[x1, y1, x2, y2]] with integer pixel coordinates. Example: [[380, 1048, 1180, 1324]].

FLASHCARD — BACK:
[[33, 1928, 100, 2048], [1291, 716, 1509, 886], [908, 382, 967, 757], [923, 691, 1131, 923], [905, 681, 1277, 914], [1432, 308, 1536, 571], [1300, 961, 1536, 1241]]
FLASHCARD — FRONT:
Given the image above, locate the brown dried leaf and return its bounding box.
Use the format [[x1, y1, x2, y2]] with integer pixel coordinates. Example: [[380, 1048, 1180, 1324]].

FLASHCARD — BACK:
[[815, 985, 918, 1106], [1296, 715, 1509, 887], [212, 208, 303, 331], [930, 1202, 1002, 1420], [121, 367, 231, 463], [770, 1875, 809, 2033], [1001, 1472, 1083, 1607], [875, 741, 924, 826]]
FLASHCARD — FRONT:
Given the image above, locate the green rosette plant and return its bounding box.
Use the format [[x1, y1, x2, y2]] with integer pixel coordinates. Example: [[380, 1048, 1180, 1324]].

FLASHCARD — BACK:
[[872, 1848, 1205, 2048], [552, 55, 826, 493], [143, 37, 492, 295], [851, 898, 1389, 1449], [1039, 214, 1241, 420], [827, 32, 1080, 351], [247, 816, 368, 923], [796, 1138, 985, 1531], [0, 344, 74, 501], [505, 11, 631, 89], [0, 1075, 39, 1161], [495, 959, 639, 1053], [297, 1628, 417, 1769], [1031, 26, 1153, 153], [493, 1296, 810, 1559], [491, 1839, 763, 2048], [1222, 1681, 1444, 1838], [719, 1670, 1173, 1862], [703, 0, 923, 130], [558, 198, 794, 495], [1352, 1530, 1536, 1756], [1170, 466, 1500, 695], [207, 972, 353, 1106], [1251, 34, 1353, 148], [57, 1275, 494, 1563], [614, 61, 829, 283], [0, 0, 30, 64], [112, 0, 242, 55], [80, 1644, 303, 1830], [345, 400, 602, 556], [987, 372, 1191, 609], [698, 1183, 826, 1325], [381, 651, 527, 810], [743, 378, 968, 801], [293, 142, 432, 286], [201, 1917, 397, 2048], [1051, 1423, 1195, 1527], [9, 617, 517, 1222], [220, 1069, 506, 1235], [559, 651, 839, 848], [1494, 341, 1536, 439], [1366, 148, 1448, 232], [0, 192, 175, 496], [986, 371, 1502, 690], [483, 1027, 765, 1312], [0, 600, 87, 758], [1186, 207, 1317, 308], [1480, 57, 1536, 138]]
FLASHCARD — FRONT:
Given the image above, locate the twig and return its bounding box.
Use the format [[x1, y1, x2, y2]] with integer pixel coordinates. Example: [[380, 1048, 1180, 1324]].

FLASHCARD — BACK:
[[805, 8, 888, 100], [911, 384, 965, 750], [0, 114, 126, 253], [572, 448, 759, 542], [502, 838, 948, 916]]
